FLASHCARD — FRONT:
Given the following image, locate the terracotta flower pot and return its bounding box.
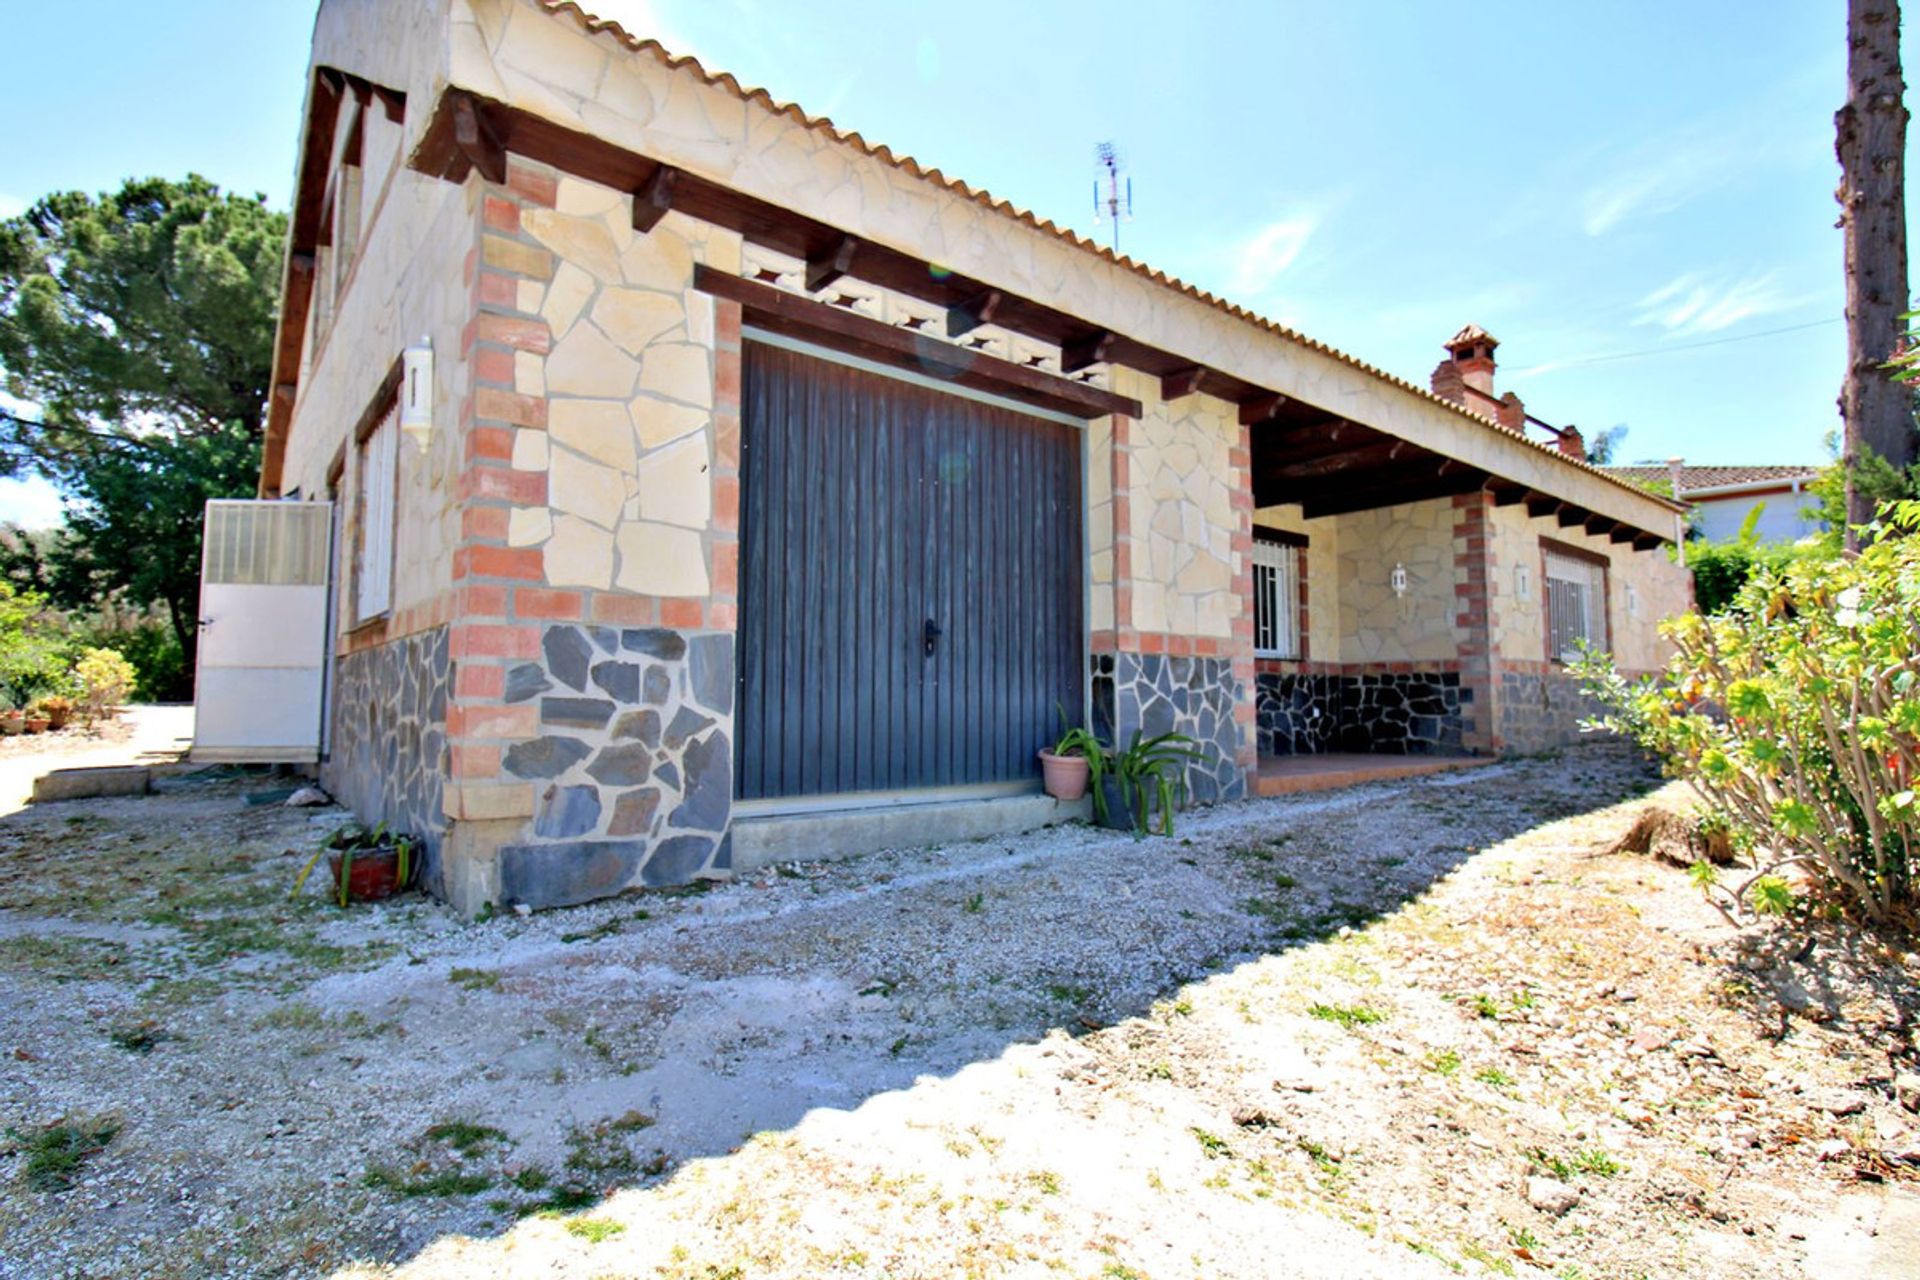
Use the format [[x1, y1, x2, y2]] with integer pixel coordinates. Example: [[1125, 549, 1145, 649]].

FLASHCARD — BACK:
[[43, 708, 71, 731], [0, 716, 23, 737], [1038, 750, 1091, 801], [24, 718, 49, 735], [326, 843, 415, 903]]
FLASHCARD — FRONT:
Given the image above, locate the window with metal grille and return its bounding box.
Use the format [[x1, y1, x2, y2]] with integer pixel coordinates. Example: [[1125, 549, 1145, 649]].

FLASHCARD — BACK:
[[355, 407, 398, 622], [1544, 546, 1607, 662], [1252, 537, 1302, 659]]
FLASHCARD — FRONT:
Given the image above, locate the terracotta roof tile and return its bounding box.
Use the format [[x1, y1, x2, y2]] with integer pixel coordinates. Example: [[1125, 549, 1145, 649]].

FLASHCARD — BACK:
[[1607, 464, 1821, 492], [537, 1, 1684, 515]]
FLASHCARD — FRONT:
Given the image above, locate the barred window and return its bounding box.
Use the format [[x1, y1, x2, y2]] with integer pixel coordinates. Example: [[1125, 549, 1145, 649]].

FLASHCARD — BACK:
[[1544, 546, 1607, 662], [1252, 537, 1302, 659]]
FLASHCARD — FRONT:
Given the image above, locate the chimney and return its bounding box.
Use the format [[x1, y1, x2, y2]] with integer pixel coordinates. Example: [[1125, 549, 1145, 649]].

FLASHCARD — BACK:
[[1495, 391, 1526, 434], [1557, 425, 1585, 459], [1443, 324, 1498, 398]]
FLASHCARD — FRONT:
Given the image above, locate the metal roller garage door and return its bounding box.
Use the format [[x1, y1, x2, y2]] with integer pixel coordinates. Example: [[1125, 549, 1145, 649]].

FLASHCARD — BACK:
[[736, 337, 1084, 801]]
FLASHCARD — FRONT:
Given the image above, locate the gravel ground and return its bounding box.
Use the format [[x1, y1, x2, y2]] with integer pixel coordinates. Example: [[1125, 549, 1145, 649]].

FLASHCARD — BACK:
[[0, 746, 1915, 1279]]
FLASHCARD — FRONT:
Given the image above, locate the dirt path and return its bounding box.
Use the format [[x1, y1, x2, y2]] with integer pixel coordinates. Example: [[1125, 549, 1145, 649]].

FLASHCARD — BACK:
[[0, 744, 1914, 1279], [0, 704, 193, 815]]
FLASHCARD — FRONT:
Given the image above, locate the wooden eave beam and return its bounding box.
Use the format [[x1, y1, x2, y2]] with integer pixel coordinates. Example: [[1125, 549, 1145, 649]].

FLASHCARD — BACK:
[[1631, 532, 1664, 551], [805, 234, 860, 292], [1253, 420, 1389, 468], [1238, 393, 1289, 425], [631, 164, 678, 233], [1161, 365, 1206, 401], [1557, 505, 1588, 529], [946, 288, 1002, 338], [1061, 331, 1115, 374], [451, 92, 506, 184], [1609, 524, 1638, 544], [693, 265, 1140, 420], [1488, 481, 1531, 507], [1257, 437, 1426, 482], [1297, 470, 1490, 520], [1525, 495, 1563, 520], [1584, 513, 1617, 538]]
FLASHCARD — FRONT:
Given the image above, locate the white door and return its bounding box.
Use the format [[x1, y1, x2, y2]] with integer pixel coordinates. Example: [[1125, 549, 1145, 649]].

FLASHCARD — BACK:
[[191, 500, 334, 763]]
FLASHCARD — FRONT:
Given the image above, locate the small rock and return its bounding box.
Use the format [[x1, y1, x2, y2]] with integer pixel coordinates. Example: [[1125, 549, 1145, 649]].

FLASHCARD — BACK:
[[1812, 1090, 1869, 1117], [1895, 1072, 1920, 1114], [284, 786, 331, 807], [1629, 1026, 1670, 1053], [512, 903, 532, 918], [1527, 1176, 1580, 1215], [1814, 1138, 1853, 1161]]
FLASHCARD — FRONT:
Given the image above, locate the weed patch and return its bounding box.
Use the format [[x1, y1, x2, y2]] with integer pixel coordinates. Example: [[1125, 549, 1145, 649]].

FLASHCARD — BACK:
[[5, 1117, 119, 1192]]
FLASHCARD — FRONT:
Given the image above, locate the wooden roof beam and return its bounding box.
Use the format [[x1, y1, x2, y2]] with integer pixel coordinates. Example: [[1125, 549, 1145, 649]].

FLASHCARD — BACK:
[[805, 234, 860, 292], [631, 164, 678, 233], [1061, 331, 1115, 374], [1239, 392, 1289, 425], [945, 288, 1002, 338], [451, 93, 506, 185], [1297, 470, 1490, 520], [1161, 365, 1207, 401]]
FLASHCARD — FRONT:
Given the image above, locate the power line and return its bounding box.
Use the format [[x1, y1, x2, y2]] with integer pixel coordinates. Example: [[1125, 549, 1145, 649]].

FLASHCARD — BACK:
[[1541, 317, 1843, 372]]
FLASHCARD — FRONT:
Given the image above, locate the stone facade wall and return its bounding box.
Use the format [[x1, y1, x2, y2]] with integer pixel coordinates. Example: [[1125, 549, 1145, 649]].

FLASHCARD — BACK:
[[1497, 661, 1605, 754], [1335, 498, 1463, 664], [432, 155, 744, 910], [1110, 372, 1242, 642], [1255, 666, 1467, 758], [1486, 504, 1689, 674], [493, 622, 733, 906], [1091, 652, 1245, 807], [323, 626, 450, 883]]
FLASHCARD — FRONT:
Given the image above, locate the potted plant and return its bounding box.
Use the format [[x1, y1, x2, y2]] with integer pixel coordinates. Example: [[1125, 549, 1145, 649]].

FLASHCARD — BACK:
[[1039, 721, 1107, 805], [34, 697, 72, 731], [293, 823, 420, 906], [0, 706, 24, 736], [23, 710, 48, 734]]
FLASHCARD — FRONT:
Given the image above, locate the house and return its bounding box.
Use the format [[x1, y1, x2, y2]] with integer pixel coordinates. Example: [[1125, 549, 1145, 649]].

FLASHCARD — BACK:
[[1606, 463, 1825, 543], [229, 0, 1693, 913]]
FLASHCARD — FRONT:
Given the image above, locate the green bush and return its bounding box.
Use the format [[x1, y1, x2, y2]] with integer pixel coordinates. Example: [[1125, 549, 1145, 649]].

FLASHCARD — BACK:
[[74, 647, 137, 723], [75, 619, 187, 702], [1578, 502, 1920, 922], [1686, 538, 1801, 614], [0, 582, 72, 709]]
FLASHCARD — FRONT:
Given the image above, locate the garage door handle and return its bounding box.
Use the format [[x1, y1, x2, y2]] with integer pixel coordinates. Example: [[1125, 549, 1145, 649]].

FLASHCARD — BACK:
[[923, 617, 942, 656]]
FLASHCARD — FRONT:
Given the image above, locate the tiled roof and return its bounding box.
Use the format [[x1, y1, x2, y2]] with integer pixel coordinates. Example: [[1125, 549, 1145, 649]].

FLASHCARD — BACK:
[[1607, 465, 1821, 493], [538, 1, 1685, 516], [1447, 323, 1497, 349]]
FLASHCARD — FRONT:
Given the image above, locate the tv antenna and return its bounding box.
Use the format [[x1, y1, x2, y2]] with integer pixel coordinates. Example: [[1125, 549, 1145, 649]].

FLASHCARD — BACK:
[[1093, 141, 1132, 253]]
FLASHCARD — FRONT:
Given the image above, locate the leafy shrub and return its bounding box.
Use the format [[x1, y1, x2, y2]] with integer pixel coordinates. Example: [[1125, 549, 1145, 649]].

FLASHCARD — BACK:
[[75, 619, 187, 702], [1686, 537, 1801, 615], [0, 581, 72, 709], [73, 647, 137, 723], [1578, 502, 1920, 922]]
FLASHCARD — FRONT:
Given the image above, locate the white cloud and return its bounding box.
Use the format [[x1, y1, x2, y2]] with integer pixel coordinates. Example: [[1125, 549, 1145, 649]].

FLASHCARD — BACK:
[[1633, 270, 1799, 335], [1228, 216, 1317, 300], [0, 475, 65, 530], [1572, 105, 1791, 237]]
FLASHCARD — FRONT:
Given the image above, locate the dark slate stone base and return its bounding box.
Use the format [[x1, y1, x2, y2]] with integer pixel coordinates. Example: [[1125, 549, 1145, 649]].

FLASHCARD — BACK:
[[498, 624, 734, 908], [1256, 669, 1466, 758], [1499, 665, 1600, 752], [1090, 651, 1245, 817], [323, 626, 450, 891]]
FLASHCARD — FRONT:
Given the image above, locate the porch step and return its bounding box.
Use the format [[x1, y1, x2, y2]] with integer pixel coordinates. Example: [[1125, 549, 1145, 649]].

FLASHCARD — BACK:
[[729, 792, 1092, 873], [1253, 753, 1490, 798]]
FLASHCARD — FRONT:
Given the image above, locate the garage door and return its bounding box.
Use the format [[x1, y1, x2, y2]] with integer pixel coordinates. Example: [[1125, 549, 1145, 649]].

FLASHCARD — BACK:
[[737, 337, 1084, 801]]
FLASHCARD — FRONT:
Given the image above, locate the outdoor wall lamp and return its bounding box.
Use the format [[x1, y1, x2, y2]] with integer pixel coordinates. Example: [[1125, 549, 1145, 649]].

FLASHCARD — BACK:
[[1390, 562, 1409, 599], [400, 337, 434, 453]]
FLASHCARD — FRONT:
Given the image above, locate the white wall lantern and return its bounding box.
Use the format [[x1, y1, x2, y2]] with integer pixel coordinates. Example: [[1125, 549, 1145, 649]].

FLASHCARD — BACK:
[[1390, 562, 1409, 599], [1515, 563, 1532, 602], [400, 337, 434, 453]]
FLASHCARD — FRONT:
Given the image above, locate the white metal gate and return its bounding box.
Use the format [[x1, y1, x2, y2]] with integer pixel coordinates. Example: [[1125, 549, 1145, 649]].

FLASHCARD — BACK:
[[190, 500, 334, 763]]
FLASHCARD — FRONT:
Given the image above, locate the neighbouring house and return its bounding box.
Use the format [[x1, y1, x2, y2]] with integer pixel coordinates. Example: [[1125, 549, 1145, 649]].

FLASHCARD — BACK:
[[225, 0, 1693, 913], [1606, 463, 1825, 543]]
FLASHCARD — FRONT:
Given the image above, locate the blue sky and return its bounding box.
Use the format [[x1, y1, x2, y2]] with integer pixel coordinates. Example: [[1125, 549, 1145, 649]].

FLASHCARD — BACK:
[[1, 1, 1913, 525]]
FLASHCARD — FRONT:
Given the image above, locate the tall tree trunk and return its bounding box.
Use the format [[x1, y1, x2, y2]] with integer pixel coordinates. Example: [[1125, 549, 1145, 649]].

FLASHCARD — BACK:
[[1837, 0, 1913, 543]]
